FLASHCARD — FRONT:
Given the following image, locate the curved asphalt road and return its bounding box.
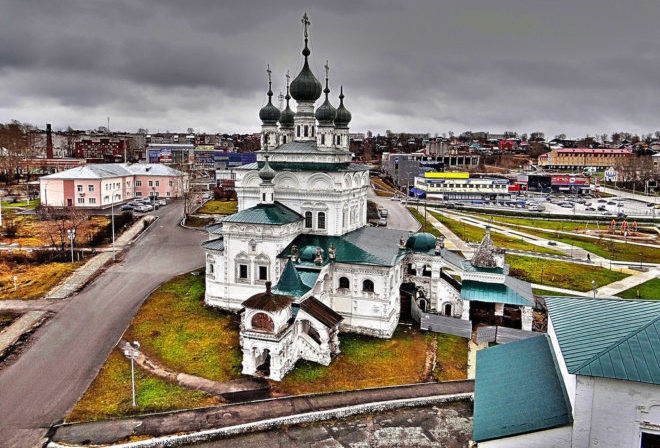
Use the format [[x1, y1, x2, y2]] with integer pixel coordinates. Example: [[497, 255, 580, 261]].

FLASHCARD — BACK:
[[0, 202, 206, 448]]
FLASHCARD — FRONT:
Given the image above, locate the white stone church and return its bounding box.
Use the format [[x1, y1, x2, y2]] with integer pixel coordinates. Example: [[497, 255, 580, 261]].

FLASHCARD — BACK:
[[202, 14, 534, 381]]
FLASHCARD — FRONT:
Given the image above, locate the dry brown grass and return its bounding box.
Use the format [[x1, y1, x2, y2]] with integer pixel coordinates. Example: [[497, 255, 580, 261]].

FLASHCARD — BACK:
[[0, 259, 81, 300], [0, 214, 110, 247]]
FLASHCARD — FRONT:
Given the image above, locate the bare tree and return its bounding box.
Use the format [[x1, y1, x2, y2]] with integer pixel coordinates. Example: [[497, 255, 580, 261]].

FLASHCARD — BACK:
[[36, 205, 89, 252]]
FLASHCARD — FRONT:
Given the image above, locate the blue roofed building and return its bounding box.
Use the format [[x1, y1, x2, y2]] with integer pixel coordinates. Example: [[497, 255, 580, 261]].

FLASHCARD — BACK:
[[473, 296, 660, 447]]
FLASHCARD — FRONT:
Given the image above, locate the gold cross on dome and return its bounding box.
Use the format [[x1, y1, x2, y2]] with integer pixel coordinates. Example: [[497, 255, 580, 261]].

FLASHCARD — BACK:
[[266, 64, 272, 83], [324, 60, 330, 78]]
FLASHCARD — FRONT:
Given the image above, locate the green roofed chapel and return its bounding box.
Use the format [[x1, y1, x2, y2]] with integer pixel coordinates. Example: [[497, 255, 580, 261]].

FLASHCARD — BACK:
[[201, 14, 535, 381]]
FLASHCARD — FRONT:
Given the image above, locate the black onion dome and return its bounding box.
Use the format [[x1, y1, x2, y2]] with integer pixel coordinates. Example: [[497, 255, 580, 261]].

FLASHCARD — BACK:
[[279, 93, 295, 128], [315, 82, 336, 124], [290, 39, 322, 102], [334, 86, 352, 128], [259, 156, 276, 183], [259, 89, 280, 125]]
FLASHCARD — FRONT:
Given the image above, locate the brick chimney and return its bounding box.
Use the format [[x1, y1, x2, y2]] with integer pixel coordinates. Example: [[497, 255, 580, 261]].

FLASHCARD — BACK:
[[46, 123, 53, 159]]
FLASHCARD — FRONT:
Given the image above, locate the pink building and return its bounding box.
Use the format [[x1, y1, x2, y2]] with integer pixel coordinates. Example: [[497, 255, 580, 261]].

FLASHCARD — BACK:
[[39, 163, 185, 208]]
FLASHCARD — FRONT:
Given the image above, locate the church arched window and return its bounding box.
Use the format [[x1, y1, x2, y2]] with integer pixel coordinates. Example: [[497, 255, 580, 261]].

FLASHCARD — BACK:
[[304, 125, 309, 137], [318, 212, 326, 230], [251, 313, 274, 332], [305, 211, 313, 228], [297, 125, 301, 137], [362, 279, 374, 293], [339, 277, 350, 289], [321, 134, 325, 145]]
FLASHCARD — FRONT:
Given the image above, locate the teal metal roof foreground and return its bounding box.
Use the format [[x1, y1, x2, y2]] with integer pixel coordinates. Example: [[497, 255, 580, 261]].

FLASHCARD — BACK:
[[473, 334, 572, 442], [279, 227, 407, 267], [201, 237, 224, 251], [221, 202, 303, 226], [273, 260, 319, 297], [546, 297, 660, 385], [461, 280, 534, 306]]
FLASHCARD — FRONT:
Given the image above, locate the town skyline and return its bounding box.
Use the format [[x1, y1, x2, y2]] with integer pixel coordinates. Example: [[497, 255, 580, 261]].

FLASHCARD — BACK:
[[1, 1, 659, 139]]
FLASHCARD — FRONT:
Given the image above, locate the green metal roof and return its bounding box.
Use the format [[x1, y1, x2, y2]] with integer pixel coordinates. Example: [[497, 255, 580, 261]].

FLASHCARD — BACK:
[[473, 334, 573, 442], [273, 260, 317, 297], [461, 280, 534, 306], [546, 296, 660, 385], [201, 237, 224, 251], [221, 202, 303, 226], [279, 227, 407, 267]]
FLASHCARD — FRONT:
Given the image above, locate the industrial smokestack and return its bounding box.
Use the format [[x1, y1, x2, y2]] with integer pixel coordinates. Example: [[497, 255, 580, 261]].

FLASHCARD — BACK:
[[46, 123, 53, 158]]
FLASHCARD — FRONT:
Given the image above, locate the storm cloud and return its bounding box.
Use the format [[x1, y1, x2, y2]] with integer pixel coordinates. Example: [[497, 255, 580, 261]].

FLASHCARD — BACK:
[[1, 0, 658, 138]]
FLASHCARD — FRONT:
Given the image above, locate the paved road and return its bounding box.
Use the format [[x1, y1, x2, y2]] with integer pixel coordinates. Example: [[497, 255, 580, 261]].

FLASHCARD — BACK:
[[0, 201, 206, 448], [368, 190, 420, 232]]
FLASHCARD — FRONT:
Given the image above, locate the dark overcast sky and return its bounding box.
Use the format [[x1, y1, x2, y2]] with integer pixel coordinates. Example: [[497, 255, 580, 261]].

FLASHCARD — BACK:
[[1, 0, 659, 138]]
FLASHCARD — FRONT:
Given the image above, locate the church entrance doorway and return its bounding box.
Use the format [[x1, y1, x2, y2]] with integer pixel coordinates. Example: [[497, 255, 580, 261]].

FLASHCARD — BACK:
[[399, 282, 416, 322], [256, 349, 271, 377]]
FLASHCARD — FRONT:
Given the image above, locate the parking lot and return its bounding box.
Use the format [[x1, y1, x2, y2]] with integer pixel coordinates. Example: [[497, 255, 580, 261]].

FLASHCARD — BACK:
[[424, 194, 658, 219]]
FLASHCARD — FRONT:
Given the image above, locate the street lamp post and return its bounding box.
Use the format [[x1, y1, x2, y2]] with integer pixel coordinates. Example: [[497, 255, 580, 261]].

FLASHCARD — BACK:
[[111, 194, 116, 261], [591, 280, 597, 299], [66, 228, 76, 263], [123, 341, 140, 407]]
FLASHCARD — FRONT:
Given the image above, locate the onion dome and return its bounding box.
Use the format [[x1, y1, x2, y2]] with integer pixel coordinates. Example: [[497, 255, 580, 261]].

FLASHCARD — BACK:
[[258, 154, 276, 183], [290, 14, 322, 102], [405, 232, 437, 252], [334, 86, 352, 128], [259, 66, 280, 125], [315, 64, 336, 124], [279, 90, 295, 128]]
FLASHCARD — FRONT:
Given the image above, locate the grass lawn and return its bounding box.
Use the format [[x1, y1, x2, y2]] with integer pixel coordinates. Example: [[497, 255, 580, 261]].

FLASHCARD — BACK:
[[462, 212, 660, 264], [271, 327, 468, 396], [197, 200, 237, 215], [0, 260, 81, 300], [371, 177, 397, 196], [473, 214, 610, 232], [410, 208, 564, 256], [123, 272, 243, 382], [70, 272, 470, 420], [532, 289, 575, 297], [67, 349, 222, 422], [184, 216, 215, 228], [507, 254, 628, 292], [616, 278, 660, 301]]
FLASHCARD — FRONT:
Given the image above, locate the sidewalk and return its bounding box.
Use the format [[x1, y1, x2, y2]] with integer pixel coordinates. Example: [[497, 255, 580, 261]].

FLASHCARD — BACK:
[[46, 216, 155, 299]]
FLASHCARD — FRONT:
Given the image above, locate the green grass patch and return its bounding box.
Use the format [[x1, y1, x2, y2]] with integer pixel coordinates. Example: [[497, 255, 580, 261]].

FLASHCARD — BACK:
[[124, 272, 243, 382], [67, 349, 222, 422], [507, 254, 629, 292], [532, 289, 575, 297], [271, 326, 448, 395], [459, 212, 660, 264], [184, 216, 215, 228], [616, 278, 660, 301], [0, 312, 18, 329], [197, 200, 237, 215], [410, 208, 564, 256], [433, 333, 468, 382], [0, 200, 40, 208]]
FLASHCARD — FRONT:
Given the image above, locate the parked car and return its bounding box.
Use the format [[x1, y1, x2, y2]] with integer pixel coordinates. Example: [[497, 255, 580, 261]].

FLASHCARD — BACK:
[[607, 201, 617, 205], [585, 206, 596, 211], [597, 205, 607, 211], [378, 217, 387, 226], [379, 208, 388, 217], [559, 202, 574, 208], [598, 199, 608, 203], [135, 204, 153, 212], [120, 204, 134, 211], [617, 212, 627, 218], [157, 199, 167, 206]]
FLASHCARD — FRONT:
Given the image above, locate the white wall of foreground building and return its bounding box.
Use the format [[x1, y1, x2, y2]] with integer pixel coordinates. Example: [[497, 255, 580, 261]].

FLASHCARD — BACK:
[[572, 376, 659, 448], [476, 425, 572, 448]]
